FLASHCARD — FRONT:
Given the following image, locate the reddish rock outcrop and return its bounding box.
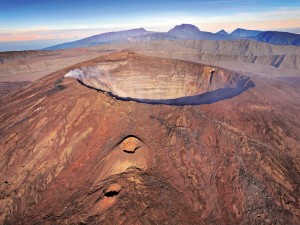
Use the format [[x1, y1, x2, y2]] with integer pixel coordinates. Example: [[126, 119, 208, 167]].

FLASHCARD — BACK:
[[0, 52, 299, 224]]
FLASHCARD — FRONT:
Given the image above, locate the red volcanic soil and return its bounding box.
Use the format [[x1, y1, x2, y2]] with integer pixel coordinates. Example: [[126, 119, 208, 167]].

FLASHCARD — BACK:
[[0, 52, 299, 224], [0, 81, 31, 98]]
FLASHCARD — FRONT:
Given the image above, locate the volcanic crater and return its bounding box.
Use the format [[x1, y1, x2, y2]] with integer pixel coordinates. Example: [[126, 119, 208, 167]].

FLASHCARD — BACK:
[[2, 50, 299, 225], [65, 52, 255, 105]]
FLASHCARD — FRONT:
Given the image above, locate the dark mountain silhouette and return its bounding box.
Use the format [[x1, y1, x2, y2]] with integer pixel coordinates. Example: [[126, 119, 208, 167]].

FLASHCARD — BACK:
[[216, 29, 229, 35], [252, 31, 300, 46], [167, 24, 237, 40], [44, 28, 151, 50], [44, 24, 300, 50], [45, 24, 238, 50], [167, 24, 202, 38], [231, 28, 263, 37]]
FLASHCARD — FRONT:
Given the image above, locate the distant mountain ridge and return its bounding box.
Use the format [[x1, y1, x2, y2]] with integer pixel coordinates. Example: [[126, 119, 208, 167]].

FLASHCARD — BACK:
[[216, 29, 229, 35], [45, 28, 151, 50], [166, 24, 237, 41], [44, 24, 300, 50], [231, 28, 263, 37], [253, 31, 300, 46]]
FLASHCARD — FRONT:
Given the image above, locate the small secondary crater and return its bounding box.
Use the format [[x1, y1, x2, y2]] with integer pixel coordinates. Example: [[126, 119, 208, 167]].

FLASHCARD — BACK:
[[95, 134, 151, 181], [104, 191, 120, 197], [93, 183, 122, 212], [65, 52, 255, 105], [120, 136, 141, 153], [103, 184, 121, 197]]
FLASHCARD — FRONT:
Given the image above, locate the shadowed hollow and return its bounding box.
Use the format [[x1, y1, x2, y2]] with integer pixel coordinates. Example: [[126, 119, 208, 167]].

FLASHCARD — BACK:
[[65, 52, 255, 105]]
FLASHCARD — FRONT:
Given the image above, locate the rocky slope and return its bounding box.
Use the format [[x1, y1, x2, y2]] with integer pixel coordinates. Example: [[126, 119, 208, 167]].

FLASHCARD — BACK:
[[0, 52, 299, 224], [0, 50, 61, 64], [91, 40, 300, 70], [0, 81, 31, 97], [0, 48, 111, 82]]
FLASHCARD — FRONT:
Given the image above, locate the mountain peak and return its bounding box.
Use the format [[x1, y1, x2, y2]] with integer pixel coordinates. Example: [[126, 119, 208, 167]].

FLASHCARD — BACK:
[[216, 29, 229, 35], [131, 27, 147, 32], [167, 24, 201, 39], [169, 24, 201, 33]]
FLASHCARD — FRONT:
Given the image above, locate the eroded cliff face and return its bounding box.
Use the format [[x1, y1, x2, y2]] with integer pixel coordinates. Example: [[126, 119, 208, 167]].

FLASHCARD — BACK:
[[92, 40, 300, 70], [1, 40, 300, 86], [64, 52, 253, 105], [0, 52, 299, 225]]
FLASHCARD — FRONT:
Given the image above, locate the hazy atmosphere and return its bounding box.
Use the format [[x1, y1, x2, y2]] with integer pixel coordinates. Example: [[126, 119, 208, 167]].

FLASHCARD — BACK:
[[1, 0, 300, 51]]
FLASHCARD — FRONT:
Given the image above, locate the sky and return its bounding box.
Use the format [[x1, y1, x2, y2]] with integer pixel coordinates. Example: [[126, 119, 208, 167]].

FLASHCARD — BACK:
[[0, 0, 300, 51]]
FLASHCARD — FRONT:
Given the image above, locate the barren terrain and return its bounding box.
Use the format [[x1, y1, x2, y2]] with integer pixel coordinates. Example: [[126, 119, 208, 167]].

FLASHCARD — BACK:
[[0, 41, 300, 224]]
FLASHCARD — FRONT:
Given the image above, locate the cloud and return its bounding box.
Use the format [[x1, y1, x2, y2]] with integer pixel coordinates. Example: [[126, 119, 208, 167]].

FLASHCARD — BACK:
[[0, 28, 110, 42], [0, 7, 299, 42]]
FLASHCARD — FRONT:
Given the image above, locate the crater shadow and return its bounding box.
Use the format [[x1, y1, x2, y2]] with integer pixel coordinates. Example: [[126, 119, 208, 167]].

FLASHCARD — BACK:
[[131, 78, 255, 105], [76, 78, 255, 106]]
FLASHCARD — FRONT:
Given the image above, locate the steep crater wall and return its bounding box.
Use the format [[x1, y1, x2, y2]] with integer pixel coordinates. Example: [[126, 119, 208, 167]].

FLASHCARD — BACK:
[[65, 52, 254, 105]]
